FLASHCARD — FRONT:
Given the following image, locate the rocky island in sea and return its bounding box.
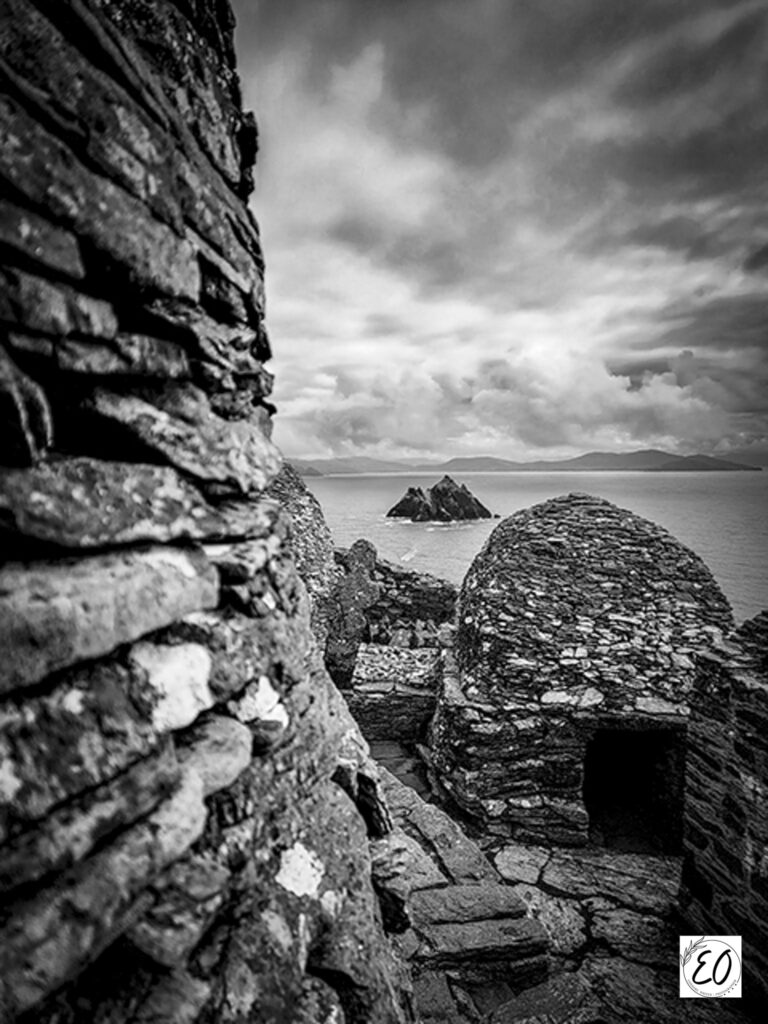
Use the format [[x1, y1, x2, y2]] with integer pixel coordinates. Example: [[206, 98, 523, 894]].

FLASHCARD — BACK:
[[386, 474, 494, 522]]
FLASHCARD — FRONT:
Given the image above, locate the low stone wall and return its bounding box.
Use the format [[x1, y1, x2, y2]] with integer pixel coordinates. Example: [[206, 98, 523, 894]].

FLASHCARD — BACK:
[[368, 557, 457, 648], [347, 644, 442, 743], [326, 541, 457, 686], [680, 612, 768, 1010], [0, 3, 413, 1021]]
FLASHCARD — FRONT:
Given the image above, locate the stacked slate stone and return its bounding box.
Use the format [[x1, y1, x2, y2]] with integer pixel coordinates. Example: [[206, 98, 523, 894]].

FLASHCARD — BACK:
[[431, 493, 734, 844], [680, 611, 768, 1011], [0, 3, 414, 1022], [324, 541, 457, 740], [367, 557, 457, 649]]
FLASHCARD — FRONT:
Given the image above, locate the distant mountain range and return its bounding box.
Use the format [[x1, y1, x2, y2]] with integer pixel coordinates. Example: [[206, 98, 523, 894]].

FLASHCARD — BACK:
[[291, 448, 763, 476]]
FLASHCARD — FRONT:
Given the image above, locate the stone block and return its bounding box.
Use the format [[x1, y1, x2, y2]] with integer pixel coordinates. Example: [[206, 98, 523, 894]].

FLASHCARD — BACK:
[[56, 333, 191, 379], [0, 768, 206, 1017], [410, 884, 527, 925], [412, 915, 548, 967], [542, 848, 680, 915], [383, 771, 497, 884], [89, 384, 281, 494], [0, 545, 218, 692], [0, 197, 84, 279], [0, 267, 118, 339], [176, 714, 253, 797], [0, 93, 201, 300], [169, 605, 308, 703], [508, 883, 587, 958], [591, 907, 675, 965], [0, 457, 262, 548], [128, 641, 215, 731], [494, 843, 552, 885], [0, 343, 52, 465], [128, 851, 231, 967], [0, 740, 179, 892], [0, 642, 210, 842]]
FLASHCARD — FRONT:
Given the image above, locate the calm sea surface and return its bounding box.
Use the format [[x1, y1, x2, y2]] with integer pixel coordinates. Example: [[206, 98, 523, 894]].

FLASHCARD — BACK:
[[304, 472, 768, 624]]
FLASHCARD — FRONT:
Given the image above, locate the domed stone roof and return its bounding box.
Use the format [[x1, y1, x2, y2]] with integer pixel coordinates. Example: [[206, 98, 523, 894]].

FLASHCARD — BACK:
[[431, 493, 734, 844], [455, 493, 732, 711]]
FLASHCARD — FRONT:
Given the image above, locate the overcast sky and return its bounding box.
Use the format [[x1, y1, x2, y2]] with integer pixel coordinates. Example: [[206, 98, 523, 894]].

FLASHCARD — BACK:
[[232, 0, 768, 460]]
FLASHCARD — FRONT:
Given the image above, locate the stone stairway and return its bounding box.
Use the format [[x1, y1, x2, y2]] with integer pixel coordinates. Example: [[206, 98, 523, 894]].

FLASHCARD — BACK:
[[379, 770, 550, 1022]]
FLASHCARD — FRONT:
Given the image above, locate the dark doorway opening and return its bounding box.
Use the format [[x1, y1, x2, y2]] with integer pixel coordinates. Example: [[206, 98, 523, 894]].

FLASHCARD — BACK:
[[583, 727, 685, 854]]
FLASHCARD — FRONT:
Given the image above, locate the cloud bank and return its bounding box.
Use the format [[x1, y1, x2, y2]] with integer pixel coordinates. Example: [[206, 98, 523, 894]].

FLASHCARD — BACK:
[[233, 0, 768, 459]]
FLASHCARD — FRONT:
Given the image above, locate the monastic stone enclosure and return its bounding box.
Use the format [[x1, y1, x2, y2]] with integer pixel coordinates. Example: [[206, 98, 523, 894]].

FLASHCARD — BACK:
[[431, 494, 734, 847], [680, 612, 768, 1009]]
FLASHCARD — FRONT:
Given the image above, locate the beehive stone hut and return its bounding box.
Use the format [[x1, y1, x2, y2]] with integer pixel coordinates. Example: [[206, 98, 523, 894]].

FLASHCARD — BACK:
[[431, 493, 734, 849], [0, 3, 414, 1021]]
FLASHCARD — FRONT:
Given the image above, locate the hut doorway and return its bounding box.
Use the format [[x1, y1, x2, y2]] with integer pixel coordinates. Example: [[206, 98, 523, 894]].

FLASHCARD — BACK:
[[583, 726, 685, 854]]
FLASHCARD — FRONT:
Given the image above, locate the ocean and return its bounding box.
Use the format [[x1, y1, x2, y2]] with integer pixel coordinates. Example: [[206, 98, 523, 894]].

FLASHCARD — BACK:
[[304, 471, 768, 624]]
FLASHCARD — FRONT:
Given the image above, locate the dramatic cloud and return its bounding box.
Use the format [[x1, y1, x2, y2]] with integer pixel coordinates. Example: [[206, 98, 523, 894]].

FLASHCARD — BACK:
[[233, 0, 768, 459]]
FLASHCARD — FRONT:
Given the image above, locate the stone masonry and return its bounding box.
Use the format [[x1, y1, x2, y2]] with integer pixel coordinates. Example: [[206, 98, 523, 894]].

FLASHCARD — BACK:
[[680, 612, 768, 1013], [431, 494, 734, 844], [0, 3, 414, 1021]]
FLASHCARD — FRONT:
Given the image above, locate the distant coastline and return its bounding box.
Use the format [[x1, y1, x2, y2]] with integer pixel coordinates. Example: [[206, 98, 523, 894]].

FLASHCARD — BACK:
[[292, 448, 764, 477]]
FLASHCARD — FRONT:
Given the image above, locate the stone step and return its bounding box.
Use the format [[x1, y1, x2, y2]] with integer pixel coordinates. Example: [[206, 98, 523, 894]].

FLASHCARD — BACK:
[[411, 883, 528, 925], [413, 915, 549, 969]]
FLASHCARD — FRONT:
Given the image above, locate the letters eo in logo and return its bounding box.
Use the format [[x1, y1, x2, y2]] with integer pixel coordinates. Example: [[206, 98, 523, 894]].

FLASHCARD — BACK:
[[679, 936, 742, 998]]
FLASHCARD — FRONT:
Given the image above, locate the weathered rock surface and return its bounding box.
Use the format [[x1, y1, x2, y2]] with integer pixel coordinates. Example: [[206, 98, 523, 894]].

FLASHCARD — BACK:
[[0, 768, 207, 1018], [431, 494, 733, 844], [88, 384, 281, 495], [387, 475, 493, 522], [0, 458, 267, 549], [0, 345, 53, 465], [326, 538, 382, 685], [0, 547, 218, 694], [0, 741, 179, 892], [266, 461, 341, 643]]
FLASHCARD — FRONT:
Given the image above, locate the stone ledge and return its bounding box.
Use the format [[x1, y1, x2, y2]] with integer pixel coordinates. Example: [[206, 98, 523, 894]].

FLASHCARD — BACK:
[[0, 545, 218, 693], [0, 768, 206, 1017]]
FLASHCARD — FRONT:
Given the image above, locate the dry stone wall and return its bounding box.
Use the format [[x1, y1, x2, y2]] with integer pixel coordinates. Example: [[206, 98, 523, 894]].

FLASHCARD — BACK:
[[680, 612, 768, 1011], [0, 3, 413, 1022], [431, 494, 734, 844], [265, 462, 341, 646], [326, 541, 457, 686]]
